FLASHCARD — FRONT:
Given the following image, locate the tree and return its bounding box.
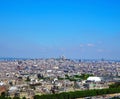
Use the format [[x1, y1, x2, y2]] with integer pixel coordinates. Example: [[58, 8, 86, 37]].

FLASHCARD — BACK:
[[26, 76, 30, 82], [22, 97, 26, 99], [1, 92, 6, 97], [13, 97, 20, 99]]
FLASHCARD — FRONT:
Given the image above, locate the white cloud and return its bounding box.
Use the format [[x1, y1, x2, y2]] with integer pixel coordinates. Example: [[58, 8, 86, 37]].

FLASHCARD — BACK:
[[87, 43, 95, 47]]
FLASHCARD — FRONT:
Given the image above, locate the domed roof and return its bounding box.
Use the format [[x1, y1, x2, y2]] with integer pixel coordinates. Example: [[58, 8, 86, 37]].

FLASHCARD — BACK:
[[87, 76, 102, 82]]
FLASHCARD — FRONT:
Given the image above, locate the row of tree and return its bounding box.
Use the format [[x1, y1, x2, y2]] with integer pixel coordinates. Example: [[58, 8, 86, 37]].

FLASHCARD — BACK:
[[34, 88, 120, 99]]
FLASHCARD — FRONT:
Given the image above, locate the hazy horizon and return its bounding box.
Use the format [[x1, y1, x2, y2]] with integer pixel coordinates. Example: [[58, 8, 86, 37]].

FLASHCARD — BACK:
[[0, 0, 120, 59]]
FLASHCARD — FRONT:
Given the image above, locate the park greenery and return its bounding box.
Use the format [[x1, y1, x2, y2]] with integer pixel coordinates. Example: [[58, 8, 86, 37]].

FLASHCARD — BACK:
[[63, 74, 94, 81]]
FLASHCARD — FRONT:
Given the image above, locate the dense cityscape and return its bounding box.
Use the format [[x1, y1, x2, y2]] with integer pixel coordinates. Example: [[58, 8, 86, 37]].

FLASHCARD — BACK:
[[0, 57, 120, 99], [0, 0, 120, 99]]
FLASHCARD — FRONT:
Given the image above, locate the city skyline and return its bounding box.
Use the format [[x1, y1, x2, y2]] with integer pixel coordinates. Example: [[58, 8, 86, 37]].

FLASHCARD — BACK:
[[0, 0, 120, 59]]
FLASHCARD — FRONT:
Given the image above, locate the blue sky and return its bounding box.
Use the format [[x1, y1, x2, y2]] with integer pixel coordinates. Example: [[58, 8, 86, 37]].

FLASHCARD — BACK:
[[0, 0, 120, 59]]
